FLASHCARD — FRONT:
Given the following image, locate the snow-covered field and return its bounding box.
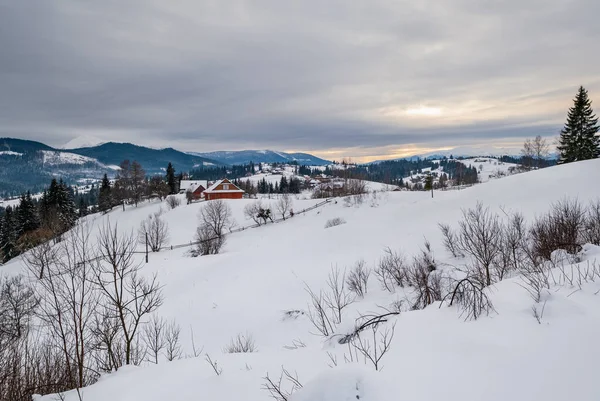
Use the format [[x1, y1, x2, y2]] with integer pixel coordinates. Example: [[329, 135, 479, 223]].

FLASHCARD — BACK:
[[4, 159, 600, 401], [459, 157, 518, 182]]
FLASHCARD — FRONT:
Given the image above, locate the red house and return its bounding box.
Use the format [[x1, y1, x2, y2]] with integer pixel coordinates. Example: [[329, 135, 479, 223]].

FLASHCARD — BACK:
[[203, 178, 245, 200]]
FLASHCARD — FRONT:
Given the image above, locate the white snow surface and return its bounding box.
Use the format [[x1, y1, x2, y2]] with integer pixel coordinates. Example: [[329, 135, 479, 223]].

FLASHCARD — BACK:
[[41, 150, 99, 165], [0, 150, 23, 156], [4, 159, 600, 401], [459, 157, 519, 182]]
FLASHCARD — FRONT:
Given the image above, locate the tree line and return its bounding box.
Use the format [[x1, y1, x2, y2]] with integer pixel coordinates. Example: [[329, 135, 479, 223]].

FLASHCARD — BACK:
[[0, 179, 78, 263], [97, 160, 179, 213]]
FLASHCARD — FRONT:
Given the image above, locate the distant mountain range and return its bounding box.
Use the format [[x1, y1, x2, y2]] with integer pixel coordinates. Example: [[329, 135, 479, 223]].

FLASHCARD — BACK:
[[0, 138, 332, 197], [367, 145, 558, 164], [189, 149, 331, 166]]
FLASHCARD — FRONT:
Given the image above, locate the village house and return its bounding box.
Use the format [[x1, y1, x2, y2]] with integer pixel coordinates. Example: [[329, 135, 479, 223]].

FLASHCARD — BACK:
[[180, 180, 208, 202], [203, 178, 245, 200]]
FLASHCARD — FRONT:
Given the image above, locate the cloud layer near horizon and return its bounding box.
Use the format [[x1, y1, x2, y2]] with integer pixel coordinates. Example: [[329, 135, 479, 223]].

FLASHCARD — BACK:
[[0, 1, 598, 160]]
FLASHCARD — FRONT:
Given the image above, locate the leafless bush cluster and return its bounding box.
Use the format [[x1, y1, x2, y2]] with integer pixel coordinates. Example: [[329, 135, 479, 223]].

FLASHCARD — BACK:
[[262, 367, 303, 401], [343, 194, 365, 207], [244, 200, 274, 226], [324, 217, 346, 228], [194, 200, 233, 255], [443, 277, 496, 321], [277, 194, 293, 220], [8, 222, 175, 400], [305, 267, 355, 337], [143, 315, 182, 363], [346, 260, 370, 298], [441, 203, 533, 286], [530, 199, 586, 261], [584, 200, 600, 245], [406, 241, 443, 310], [194, 224, 226, 256], [374, 247, 408, 291], [138, 212, 170, 252], [350, 322, 395, 371], [439, 223, 462, 258], [223, 333, 256, 353], [166, 195, 181, 209]]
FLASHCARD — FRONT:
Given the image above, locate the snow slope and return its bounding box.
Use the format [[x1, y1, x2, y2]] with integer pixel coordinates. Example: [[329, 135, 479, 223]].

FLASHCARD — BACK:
[[5, 159, 600, 401], [41, 150, 101, 166], [456, 157, 518, 182]]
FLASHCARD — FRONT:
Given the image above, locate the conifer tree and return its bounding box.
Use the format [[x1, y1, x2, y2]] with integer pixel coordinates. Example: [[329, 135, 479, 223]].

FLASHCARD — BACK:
[[18, 191, 39, 234], [0, 206, 16, 263], [166, 162, 177, 194], [557, 86, 600, 164], [98, 174, 113, 213]]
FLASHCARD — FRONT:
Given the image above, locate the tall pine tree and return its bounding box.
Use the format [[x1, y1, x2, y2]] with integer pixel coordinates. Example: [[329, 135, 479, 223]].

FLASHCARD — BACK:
[[98, 174, 113, 213], [166, 162, 177, 194], [557, 86, 600, 164]]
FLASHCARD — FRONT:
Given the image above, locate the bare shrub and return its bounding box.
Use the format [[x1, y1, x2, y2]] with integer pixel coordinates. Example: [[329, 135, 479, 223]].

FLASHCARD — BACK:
[[164, 320, 182, 361], [530, 198, 586, 260], [345, 179, 368, 195], [22, 236, 58, 279], [223, 333, 256, 353], [283, 339, 306, 350], [305, 267, 355, 337], [305, 286, 336, 337], [277, 194, 293, 220], [374, 247, 408, 292], [95, 221, 164, 368], [438, 223, 462, 257], [143, 315, 166, 364], [324, 267, 354, 324], [406, 240, 443, 310], [138, 212, 170, 252], [262, 367, 303, 401], [346, 260, 370, 298], [495, 211, 529, 281], [32, 224, 100, 389], [199, 199, 232, 238], [584, 199, 600, 246], [244, 200, 273, 225], [0, 275, 38, 344], [205, 353, 222, 376], [444, 277, 495, 321], [244, 201, 263, 225], [194, 224, 226, 255], [351, 322, 395, 371], [324, 217, 346, 228], [166, 195, 181, 210], [456, 202, 502, 286]]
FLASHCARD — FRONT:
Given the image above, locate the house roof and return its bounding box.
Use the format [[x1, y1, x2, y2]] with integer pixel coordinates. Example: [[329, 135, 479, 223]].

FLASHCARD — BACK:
[[204, 178, 245, 193], [180, 180, 208, 191]]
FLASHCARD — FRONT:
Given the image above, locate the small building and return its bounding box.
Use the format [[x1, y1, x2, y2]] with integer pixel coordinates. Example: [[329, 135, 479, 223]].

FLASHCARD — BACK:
[[203, 178, 245, 201], [188, 182, 207, 201], [179, 180, 208, 194]]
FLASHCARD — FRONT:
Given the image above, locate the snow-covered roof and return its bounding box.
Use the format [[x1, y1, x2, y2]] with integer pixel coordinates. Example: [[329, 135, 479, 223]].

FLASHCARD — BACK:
[[204, 179, 244, 193], [180, 180, 208, 191]]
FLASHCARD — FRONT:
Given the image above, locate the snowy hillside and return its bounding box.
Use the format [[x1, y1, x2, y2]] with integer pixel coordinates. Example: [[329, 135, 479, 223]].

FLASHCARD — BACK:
[[41, 150, 103, 166], [458, 157, 519, 182], [4, 160, 600, 401]]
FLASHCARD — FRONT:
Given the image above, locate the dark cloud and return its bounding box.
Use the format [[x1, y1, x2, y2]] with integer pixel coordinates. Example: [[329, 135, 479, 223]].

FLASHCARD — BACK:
[[0, 0, 598, 159]]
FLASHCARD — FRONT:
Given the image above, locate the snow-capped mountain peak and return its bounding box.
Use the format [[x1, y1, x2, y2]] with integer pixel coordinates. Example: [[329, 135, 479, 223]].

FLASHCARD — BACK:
[[62, 135, 106, 149]]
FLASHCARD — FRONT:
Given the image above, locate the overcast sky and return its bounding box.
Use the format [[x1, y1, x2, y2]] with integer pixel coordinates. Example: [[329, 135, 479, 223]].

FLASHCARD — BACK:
[[1, 1, 599, 161]]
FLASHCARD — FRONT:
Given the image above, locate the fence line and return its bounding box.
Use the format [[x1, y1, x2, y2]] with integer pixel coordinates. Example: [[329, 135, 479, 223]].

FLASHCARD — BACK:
[[147, 198, 332, 255]]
